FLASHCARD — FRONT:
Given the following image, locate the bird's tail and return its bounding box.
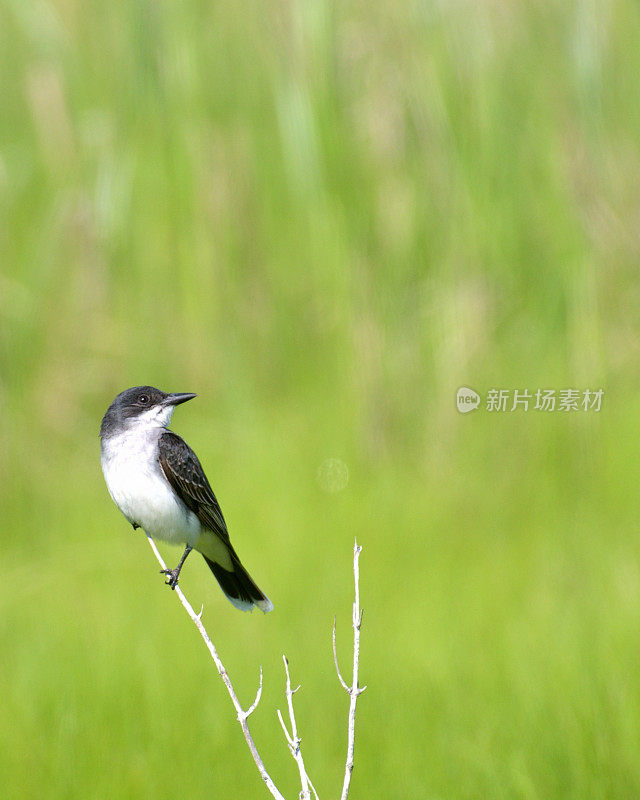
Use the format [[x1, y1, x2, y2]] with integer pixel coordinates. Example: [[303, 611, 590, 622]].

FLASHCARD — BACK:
[[202, 551, 274, 613]]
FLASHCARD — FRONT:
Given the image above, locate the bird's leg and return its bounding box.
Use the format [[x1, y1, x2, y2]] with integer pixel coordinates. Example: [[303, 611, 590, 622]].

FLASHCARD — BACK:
[[160, 545, 193, 589]]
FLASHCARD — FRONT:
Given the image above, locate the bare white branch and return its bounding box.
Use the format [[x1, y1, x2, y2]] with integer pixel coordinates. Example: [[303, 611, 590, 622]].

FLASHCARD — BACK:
[[337, 540, 366, 800], [145, 534, 366, 800], [145, 534, 285, 800], [277, 654, 315, 800]]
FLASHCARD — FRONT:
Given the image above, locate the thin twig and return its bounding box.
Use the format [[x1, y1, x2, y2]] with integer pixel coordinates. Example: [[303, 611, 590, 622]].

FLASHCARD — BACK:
[[277, 707, 294, 746], [332, 617, 349, 692], [246, 667, 264, 718], [334, 540, 366, 800], [145, 534, 285, 800], [277, 655, 317, 800]]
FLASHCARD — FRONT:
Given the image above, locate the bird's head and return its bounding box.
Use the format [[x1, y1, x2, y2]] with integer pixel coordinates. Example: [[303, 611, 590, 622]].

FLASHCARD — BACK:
[[100, 386, 196, 437]]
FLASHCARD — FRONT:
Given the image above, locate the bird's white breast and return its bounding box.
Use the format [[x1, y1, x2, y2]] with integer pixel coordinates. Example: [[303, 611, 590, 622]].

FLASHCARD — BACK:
[[101, 429, 201, 548]]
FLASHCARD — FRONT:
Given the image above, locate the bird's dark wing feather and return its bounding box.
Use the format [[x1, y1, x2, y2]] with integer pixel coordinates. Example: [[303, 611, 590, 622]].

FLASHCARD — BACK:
[[158, 430, 230, 544]]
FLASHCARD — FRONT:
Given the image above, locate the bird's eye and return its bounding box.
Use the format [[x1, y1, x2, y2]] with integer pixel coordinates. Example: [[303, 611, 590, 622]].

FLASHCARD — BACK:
[[138, 394, 149, 405]]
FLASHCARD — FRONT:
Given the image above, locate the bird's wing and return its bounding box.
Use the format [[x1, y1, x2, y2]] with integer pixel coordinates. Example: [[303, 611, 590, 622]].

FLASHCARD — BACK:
[[158, 430, 231, 545]]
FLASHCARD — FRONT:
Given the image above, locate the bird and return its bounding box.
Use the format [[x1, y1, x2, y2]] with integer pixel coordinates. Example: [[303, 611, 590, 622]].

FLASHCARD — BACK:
[[100, 386, 273, 613]]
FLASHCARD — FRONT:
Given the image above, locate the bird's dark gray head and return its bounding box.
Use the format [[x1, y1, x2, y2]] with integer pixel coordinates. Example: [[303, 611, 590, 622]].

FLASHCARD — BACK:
[[100, 386, 196, 438]]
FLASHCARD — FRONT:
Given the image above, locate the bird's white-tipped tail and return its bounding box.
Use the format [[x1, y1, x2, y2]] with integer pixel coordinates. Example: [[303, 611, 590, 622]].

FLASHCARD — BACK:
[[202, 553, 274, 613]]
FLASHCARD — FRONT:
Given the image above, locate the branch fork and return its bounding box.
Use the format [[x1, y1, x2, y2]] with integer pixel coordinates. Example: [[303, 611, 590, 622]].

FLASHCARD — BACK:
[[276, 655, 318, 800]]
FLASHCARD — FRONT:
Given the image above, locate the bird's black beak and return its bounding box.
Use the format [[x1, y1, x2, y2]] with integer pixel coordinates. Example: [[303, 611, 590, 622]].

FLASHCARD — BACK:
[[163, 392, 197, 406]]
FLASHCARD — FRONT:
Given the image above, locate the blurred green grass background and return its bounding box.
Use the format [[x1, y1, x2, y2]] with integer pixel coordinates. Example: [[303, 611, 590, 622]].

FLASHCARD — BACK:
[[2, 0, 640, 797]]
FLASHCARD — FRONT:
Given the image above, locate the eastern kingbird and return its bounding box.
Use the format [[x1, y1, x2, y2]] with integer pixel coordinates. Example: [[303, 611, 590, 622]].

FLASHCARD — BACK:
[[100, 386, 273, 613]]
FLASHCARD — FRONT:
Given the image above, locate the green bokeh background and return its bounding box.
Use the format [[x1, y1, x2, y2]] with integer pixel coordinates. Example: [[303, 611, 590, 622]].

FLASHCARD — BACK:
[[2, 1, 640, 797]]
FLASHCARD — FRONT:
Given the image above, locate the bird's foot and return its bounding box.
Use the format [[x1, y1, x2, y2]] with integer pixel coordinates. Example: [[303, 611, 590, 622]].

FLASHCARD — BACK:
[[159, 545, 192, 590], [160, 567, 180, 590]]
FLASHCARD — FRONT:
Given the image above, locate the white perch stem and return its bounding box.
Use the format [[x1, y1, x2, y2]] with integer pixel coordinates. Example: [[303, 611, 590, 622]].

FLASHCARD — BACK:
[[145, 534, 285, 800], [337, 541, 366, 800]]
